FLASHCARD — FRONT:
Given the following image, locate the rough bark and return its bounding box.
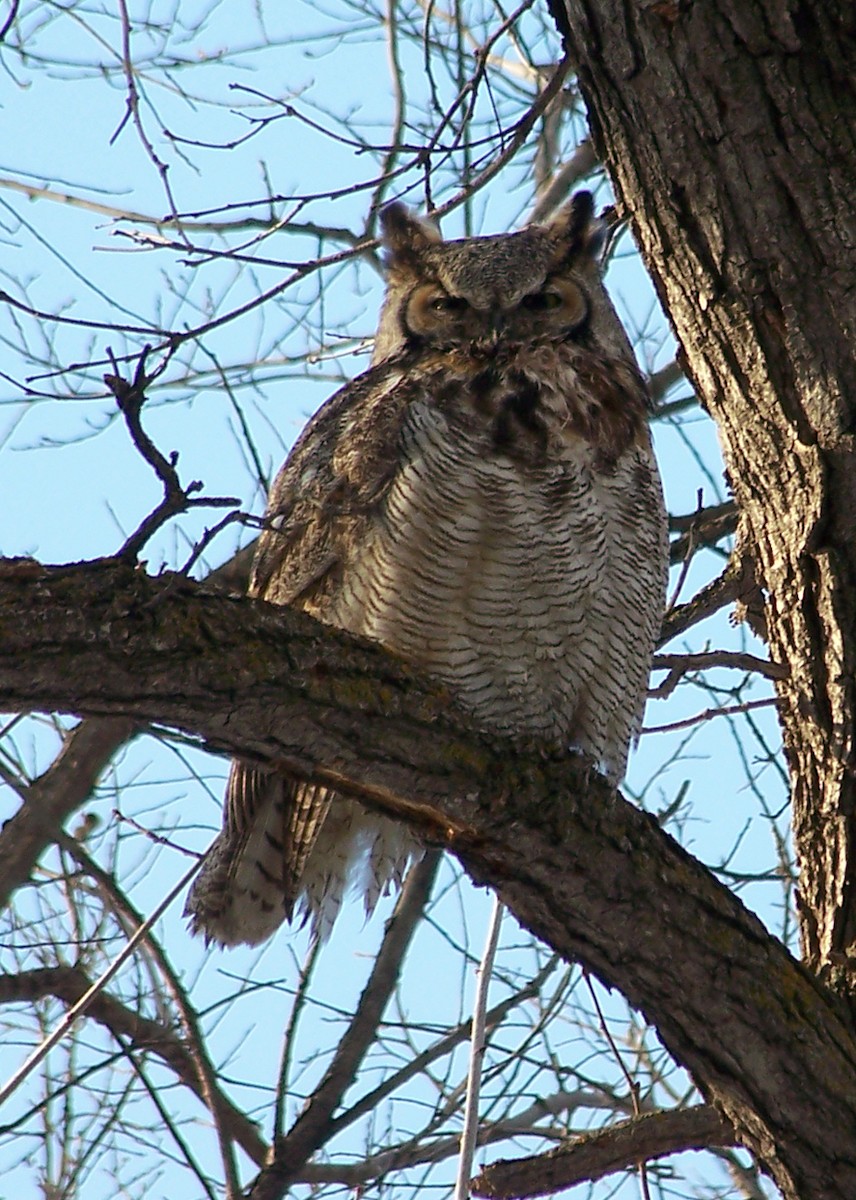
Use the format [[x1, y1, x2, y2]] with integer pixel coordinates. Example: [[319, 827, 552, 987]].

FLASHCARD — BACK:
[[556, 0, 856, 979], [1, 557, 856, 1200], [472, 1105, 734, 1198]]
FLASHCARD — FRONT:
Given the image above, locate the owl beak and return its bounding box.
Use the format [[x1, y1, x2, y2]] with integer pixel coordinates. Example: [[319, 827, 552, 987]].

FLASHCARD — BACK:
[[486, 308, 507, 339]]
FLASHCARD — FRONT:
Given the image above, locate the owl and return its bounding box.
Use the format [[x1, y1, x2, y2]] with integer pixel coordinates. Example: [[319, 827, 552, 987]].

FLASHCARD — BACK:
[[185, 192, 668, 946]]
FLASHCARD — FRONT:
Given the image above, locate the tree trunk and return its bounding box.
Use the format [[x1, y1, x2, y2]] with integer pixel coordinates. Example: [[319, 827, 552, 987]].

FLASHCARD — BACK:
[[556, 0, 856, 979]]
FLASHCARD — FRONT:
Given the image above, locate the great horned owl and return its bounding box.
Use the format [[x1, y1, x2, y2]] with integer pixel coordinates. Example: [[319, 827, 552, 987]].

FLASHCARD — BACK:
[[186, 192, 668, 946]]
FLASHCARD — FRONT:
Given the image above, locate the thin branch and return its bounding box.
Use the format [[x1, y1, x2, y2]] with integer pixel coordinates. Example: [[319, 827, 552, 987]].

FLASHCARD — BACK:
[[105, 348, 239, 561], [112, 0, 183, 226], [0, 856, 199, 1109], [367, 0, 408, 224], [643, 698, 777, 735], [0, 0, 18, 43], [249, 852, 442, 1200], [327, 955, 561, 1143], [715, 1147, 769, 1200], [0, 965, 266, 1164], [650, 650, 787, 699], [585, 972, 651, 1199], [0, 287, 165, 339], [527, 140, 598, 223], [456, 897, 504, 1200], [0, 175, 347, 235], [0, 717, 135, 912], [273, 936, 322, 1140], [658, 556, 744, 645], [669, 501, 737, 564]]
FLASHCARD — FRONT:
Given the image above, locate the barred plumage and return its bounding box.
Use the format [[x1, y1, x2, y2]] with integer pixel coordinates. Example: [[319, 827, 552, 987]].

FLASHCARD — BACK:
[[185, 192, 668, 945]]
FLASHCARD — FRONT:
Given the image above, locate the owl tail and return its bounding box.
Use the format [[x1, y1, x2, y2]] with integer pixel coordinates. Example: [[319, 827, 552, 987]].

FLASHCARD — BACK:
[[184, 763, 333, 946]]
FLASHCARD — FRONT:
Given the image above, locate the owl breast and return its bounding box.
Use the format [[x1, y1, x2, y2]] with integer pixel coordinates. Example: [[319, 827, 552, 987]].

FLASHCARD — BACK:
[[311, 344, 664, 782]]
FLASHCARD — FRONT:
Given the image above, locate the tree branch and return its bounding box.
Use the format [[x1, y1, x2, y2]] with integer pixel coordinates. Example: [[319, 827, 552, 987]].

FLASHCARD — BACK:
[[252, 852, 441, 1199], [668, 501, 737, 564], [471, 1105, 735, 1198], [295, 1089, 625, 1188], [1, 556, 855, 1199], [0, 966, 267, 1165], [0, 717, 135, 911], [0, 545, 254, 918]]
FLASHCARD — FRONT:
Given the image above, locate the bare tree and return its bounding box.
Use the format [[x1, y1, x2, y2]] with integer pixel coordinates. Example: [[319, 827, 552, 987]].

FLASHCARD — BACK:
[[1, 1, 851, 1199]]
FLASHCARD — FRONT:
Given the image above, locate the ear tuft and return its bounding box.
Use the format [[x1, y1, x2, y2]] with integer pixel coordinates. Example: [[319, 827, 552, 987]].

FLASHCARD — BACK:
[[380, 203, 442, 265], [546, 190, 606, 264]]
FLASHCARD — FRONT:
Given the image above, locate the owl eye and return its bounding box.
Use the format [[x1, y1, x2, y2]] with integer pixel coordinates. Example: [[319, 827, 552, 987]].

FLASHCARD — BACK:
[[429, 294, 469, 313], [521, 290, 563, 311]]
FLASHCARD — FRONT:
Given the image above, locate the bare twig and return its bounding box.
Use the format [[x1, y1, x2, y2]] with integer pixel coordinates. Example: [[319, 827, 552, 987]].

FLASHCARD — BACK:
[[0, 858, 199, 1109], [0, 0, 20, 44], [273, 936, 322, 1140], [112, 0, 184, 227], [367, 0, 408, 225], [248, 852, 442, 1200], [643, 697, 777, 736], [105, 348, 239, 560], [585, 974, 651, 1200], [0, 287, 164, 340], [456, 896, 504, 1200]]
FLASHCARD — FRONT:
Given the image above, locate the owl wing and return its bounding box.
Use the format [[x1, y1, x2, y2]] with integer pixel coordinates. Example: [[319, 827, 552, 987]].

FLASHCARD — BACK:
[[250, 356, 417, 606], [188, 356, 419, 943]]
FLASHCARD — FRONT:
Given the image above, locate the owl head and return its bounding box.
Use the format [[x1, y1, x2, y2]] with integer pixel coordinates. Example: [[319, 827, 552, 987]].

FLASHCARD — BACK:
[[373, 192, 632, 365]]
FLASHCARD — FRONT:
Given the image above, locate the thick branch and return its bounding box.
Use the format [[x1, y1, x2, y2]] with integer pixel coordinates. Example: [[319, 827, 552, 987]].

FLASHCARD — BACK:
[[0, 544, 253, 916], [0, 717, 134, 910], [1, 557, 855, 1200], [472, 1105, 735, 1198]]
